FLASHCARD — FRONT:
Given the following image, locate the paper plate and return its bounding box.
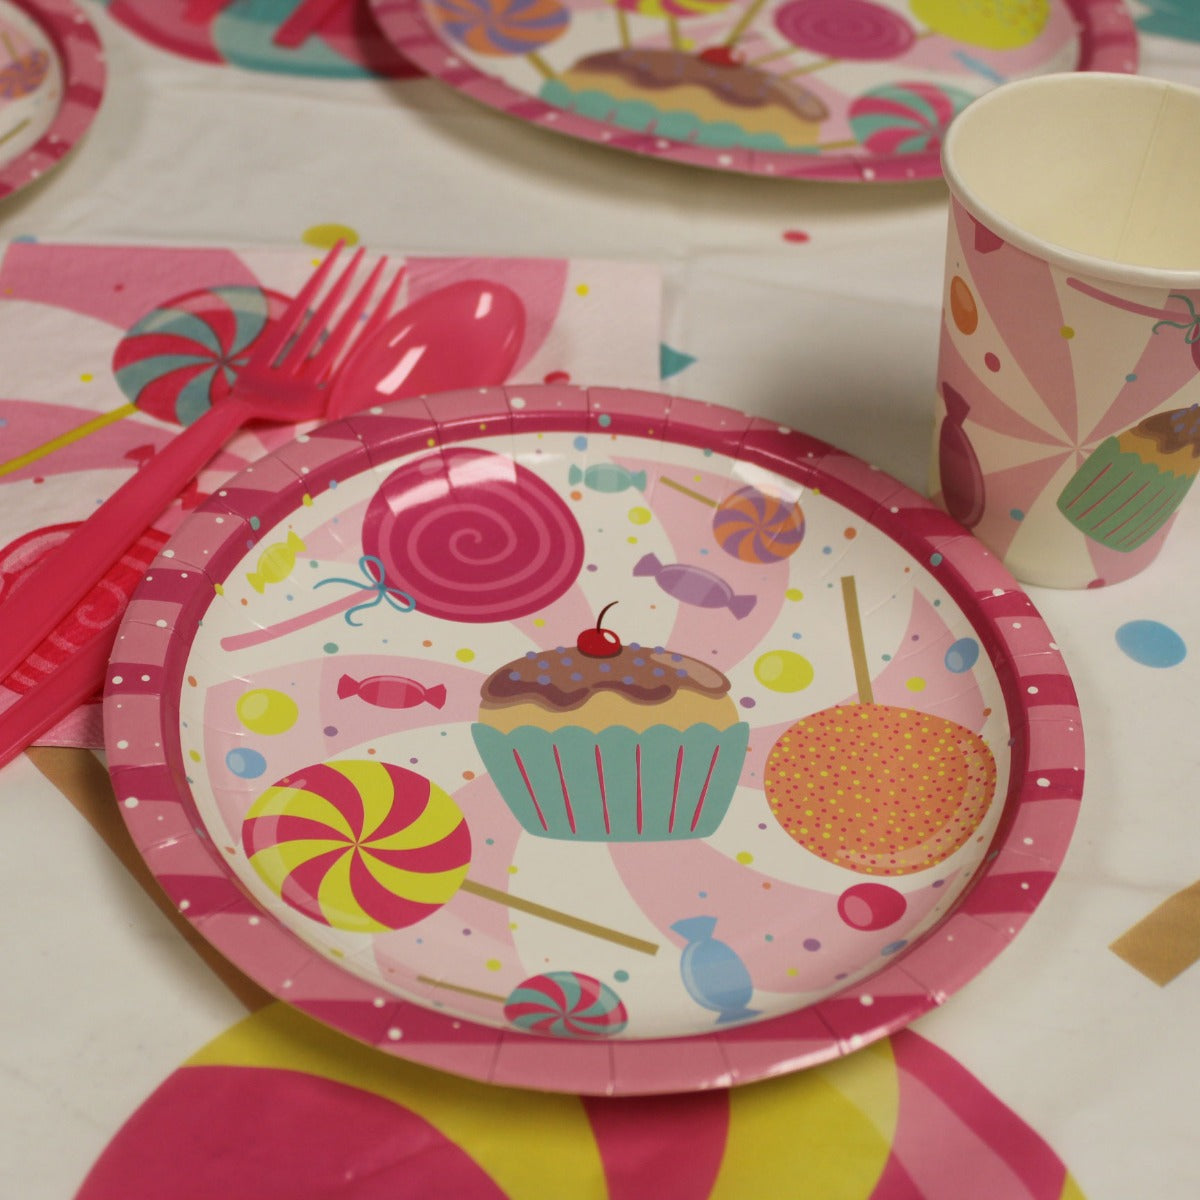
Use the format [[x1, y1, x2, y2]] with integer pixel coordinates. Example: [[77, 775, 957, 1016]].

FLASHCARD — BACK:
[[104, 384, 1084, 1096], [366, 0, 1137, 182], [0, 0, 104, 202]]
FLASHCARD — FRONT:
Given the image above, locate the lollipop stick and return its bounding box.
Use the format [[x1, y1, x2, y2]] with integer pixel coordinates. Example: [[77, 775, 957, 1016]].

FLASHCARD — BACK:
[[416, 973, 507, 1003], [460, 879, 659, 955], [659, 476, 716, 507], [0, 118, 30, 149], [841, 575, 874, 705], [724, 0, 770, 47], [0, 403, 137, 478]]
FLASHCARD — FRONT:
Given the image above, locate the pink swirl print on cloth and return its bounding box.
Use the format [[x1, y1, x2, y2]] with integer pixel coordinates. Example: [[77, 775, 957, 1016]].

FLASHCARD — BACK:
[[429, 0, 569, 56], [361, 446, 584, 622], [774, 0, 916, 59]]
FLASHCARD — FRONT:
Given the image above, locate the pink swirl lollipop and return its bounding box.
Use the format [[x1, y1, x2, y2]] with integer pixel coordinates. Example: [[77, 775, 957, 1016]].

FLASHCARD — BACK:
[[417, 969, 630, 1037], [242, 758, 658, 952], [430, 0, 568, 61], [504, 971, 628, 1037], [848, 80, 973, 156], [113, 286, 291, 426], [774, 0, 916, 59], [361, 447, 584, 623]]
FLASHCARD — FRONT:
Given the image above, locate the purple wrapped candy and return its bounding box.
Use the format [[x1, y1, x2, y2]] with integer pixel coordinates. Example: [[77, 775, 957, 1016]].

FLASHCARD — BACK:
[[633, 553, 756, 619]]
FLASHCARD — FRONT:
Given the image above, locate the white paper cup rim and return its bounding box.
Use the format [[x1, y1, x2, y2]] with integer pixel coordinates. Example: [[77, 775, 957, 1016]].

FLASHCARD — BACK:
[[942, 72, 1200, 291]]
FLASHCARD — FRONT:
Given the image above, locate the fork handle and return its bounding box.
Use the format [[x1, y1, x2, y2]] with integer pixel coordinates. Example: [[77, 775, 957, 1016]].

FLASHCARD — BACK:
[[273, 0, 343, 47], [0, 397, 254, 688], [0, 622, 113, 772]]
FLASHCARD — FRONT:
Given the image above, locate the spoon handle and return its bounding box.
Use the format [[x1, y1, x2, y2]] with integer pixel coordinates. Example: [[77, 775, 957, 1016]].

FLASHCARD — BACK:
[[0, 398, 252, 688]]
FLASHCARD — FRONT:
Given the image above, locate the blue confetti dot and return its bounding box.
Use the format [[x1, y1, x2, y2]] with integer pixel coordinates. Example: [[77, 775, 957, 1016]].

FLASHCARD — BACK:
[[1126, 373, 1137, 382], [1009, 508, 1025, 521], [597, 414, 612, 428], [614, 969, 629, 982], [930, 552, 943, 566], [881, 940, 908, 956], [323, 642, 338, 653], [944, 637, 981, 674], [1115, 619, 1187, 668], [573, 435, 588, 451], [225, 747, 267, 779]]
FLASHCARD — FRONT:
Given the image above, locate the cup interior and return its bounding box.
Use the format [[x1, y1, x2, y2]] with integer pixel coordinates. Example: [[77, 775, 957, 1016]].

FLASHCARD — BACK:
[[943, 73, 1200, 277]]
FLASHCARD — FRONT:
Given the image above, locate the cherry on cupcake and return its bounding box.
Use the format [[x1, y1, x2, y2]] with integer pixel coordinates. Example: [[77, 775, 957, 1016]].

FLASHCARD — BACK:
[[576, 602, 622, 658]]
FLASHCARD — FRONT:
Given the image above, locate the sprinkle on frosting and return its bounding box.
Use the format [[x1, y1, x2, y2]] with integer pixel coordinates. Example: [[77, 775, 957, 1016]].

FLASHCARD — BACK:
[[480, 643, 730, 711]]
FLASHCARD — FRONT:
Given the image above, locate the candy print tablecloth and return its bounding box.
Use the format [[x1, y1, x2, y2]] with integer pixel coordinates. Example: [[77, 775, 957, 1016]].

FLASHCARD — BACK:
[[3, 2, 1200, 1199]]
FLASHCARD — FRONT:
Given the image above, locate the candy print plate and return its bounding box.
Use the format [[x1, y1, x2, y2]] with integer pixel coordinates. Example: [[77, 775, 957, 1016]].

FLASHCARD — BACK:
[[367, 0, 1136, 182], [105, 384, 1084, 1095], [0, 0, 104, 201]]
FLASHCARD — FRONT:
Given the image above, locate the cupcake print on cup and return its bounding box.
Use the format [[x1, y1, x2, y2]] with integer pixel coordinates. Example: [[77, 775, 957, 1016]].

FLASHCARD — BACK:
[[471, 604, 749, 841]]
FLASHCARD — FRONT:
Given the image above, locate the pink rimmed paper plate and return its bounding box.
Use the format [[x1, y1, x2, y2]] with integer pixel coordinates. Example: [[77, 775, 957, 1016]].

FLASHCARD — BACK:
[[104, 384, 1083, 1096], [367, 0, 1136, 183], [0, 0, 105, 201]]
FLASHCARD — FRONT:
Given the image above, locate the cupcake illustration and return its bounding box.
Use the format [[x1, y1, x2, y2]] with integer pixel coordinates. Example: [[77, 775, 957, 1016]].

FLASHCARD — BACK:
[[471, 604, 749, 841], [1057, 404, 1200, 551]]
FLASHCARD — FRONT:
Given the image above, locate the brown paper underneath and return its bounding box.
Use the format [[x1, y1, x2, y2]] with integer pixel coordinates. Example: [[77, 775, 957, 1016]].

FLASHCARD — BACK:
[[1110, 881, 1200, 986], [28, 746, 272, 1012]]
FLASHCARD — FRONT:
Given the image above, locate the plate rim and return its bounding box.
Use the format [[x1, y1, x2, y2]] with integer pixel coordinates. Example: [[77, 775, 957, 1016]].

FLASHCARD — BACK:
[[104, 383, 1085, 1095], [0, 0, 106, 202], [365, 0, 1138, 183]]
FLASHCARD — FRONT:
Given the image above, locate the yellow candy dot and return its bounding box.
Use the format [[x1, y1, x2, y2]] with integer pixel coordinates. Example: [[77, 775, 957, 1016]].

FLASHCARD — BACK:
[[785, 588, 804, 602], [80, 373, 94, 383], [905, 677, 927, 692], [302, 223, 359, 249], [736, 851, 754, 865], [485, 959, 502, 972], [1060, 325, 1075, 339], [575, 283, 589, 297], [236, 688, 299, 735], [188, 749, 201, 763], [754, 649, 815, 693], [455, 648, 476, 663], [628, 506, 652, 525]]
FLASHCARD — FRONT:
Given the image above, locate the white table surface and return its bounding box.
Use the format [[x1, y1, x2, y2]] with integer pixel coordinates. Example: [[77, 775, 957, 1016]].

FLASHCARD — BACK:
[[3, 3, 1199, 1197]]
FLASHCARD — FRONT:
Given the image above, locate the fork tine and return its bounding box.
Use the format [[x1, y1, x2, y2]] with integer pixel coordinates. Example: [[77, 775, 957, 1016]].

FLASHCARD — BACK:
[[304, 257, 398, 382], [250, 241, 347, 364], [281, 245, 366, 368]]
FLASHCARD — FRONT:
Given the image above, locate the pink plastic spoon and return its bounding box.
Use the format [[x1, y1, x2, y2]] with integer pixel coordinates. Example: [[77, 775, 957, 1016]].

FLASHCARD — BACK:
[[327, 279, 526, 418]]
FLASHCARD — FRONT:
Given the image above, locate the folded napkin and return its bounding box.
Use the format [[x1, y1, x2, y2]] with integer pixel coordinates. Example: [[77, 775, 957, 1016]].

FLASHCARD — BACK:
[[75, 1001, 1081, 1200], [0, 240, 663, 747]]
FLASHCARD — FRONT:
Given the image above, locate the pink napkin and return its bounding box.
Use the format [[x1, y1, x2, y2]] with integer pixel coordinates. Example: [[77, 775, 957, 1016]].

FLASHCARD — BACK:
[[0, 241, 663, 747]]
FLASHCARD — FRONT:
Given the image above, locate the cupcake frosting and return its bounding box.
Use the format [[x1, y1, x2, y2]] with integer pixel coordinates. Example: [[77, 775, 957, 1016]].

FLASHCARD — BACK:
[[1124, 404, 1200, 458], [479, 644, 731, 713]]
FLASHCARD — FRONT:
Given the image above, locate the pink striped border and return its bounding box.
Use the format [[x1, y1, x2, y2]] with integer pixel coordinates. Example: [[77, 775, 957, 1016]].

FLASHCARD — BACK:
[[366, 0, 1136, 183], [104, 385, 1084, 1096], [0, 0, 106, 201]]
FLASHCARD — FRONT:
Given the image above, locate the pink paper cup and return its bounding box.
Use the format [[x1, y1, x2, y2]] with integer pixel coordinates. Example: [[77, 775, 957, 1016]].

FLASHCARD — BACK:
[[931, 72, 1200, 589]]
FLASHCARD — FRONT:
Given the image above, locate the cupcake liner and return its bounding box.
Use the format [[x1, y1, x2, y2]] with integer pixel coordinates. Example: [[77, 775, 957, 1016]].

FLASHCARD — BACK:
[[1056, 437, 1198, 551], [471, 722, 750, 842]]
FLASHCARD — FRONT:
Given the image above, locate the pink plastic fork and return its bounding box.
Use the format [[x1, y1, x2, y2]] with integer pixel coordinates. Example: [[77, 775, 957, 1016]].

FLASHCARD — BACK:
[[273, 0, 344, 47], [182, 0, 234, 24], [0, 243, 404, 688]]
